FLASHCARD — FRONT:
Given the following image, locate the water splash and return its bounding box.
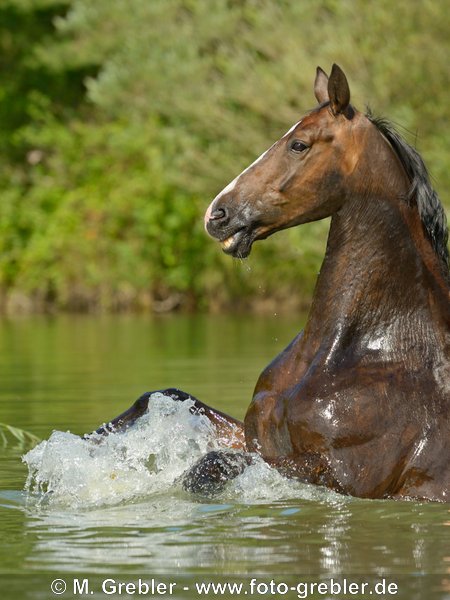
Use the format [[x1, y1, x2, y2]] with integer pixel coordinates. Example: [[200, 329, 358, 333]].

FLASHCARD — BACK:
[[23, 392, 341, 509], [23, 393, 217, 508]]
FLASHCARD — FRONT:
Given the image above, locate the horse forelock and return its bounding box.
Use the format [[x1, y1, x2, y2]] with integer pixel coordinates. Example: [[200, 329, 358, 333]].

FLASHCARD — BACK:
[[366, 110, 450, 281]]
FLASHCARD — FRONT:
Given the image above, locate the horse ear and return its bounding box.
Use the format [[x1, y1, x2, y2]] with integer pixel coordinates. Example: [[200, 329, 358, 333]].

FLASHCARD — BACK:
[[328, 64, 350, 116], [314, 67, 329, 103]]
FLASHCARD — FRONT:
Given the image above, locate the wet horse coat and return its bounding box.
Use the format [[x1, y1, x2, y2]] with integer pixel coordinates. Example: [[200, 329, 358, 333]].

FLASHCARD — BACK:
[[97, 65, 450, 502]]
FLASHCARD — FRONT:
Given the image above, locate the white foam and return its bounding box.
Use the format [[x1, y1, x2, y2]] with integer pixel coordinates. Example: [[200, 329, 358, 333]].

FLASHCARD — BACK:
[[23, 392, 342, 509], [23, 393, 218, 508]]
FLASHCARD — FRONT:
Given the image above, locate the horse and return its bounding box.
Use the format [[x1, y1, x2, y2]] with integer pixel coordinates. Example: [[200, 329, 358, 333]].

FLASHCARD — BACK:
[[95, 65, 450, 502]]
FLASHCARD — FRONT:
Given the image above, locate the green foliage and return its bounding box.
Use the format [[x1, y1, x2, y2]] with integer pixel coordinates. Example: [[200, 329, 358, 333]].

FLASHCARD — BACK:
[[0, 0, 449, 312], [0, 422, 40, 448]]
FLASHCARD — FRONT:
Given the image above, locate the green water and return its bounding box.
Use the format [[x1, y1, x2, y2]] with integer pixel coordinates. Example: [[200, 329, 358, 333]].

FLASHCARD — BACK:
[[0, 315, 449, 600]]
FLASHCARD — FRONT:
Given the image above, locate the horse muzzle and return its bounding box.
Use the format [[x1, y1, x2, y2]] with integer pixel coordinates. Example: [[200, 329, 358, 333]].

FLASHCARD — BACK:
[[204, 197, 255, 258]]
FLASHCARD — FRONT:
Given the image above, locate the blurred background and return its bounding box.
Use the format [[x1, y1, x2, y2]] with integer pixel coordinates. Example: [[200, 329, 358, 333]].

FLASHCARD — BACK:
[[1, 0, 449, 315]]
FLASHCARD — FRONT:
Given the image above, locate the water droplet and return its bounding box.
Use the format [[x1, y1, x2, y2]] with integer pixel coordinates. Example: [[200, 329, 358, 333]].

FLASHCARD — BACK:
[[280, 507, 301, 516]]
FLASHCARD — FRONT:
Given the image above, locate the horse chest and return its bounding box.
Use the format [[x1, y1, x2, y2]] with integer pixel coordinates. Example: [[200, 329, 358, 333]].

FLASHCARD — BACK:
[[246, 339, 433, 472]]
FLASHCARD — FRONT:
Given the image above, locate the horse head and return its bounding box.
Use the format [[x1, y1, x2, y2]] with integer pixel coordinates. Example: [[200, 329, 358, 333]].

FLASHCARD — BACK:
[[205, 64, 366, 258]]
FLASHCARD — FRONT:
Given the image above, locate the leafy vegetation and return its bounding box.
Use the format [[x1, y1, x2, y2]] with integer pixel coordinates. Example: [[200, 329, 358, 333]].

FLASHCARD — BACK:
[[0, 422, 40, 448], [1, 0, 449, 312]]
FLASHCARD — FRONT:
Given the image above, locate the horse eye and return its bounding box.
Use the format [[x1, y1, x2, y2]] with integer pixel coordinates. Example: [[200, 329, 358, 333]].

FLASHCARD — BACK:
[[290, 140, 309, 153]]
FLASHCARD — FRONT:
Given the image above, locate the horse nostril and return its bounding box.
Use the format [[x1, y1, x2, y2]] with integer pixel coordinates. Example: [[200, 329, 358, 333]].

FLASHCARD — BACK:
[[210, 207, 228, 221]]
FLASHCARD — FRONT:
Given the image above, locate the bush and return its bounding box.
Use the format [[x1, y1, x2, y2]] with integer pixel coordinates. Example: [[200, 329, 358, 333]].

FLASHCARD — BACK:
[[1, 0, 449, 312]]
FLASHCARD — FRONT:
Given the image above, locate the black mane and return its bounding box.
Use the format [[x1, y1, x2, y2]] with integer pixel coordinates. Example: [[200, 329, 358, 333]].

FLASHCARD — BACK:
[[367, 111, 450, 280]]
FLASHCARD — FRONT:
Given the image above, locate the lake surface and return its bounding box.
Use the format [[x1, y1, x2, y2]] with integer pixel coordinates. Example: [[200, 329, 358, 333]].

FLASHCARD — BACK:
[[0, 315, 449, 600]]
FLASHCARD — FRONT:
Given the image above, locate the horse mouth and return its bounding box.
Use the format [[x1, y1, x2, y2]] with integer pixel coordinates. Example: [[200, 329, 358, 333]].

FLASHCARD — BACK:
[[220, 229, 254, 258]]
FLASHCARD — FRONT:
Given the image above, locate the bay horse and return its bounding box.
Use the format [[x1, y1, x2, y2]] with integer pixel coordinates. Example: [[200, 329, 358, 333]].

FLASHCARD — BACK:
[[97, 65, 450, 502]]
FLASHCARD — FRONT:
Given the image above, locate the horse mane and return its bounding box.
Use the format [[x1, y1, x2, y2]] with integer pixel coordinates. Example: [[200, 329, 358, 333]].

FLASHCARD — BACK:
[[366, 110, 450, 280]]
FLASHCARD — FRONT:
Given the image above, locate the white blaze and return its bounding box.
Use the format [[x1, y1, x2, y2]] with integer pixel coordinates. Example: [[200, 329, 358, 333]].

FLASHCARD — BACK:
[[205, 119, 302, 230]]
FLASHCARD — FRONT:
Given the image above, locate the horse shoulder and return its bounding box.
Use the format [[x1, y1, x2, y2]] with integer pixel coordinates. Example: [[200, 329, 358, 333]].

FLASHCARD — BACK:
[[244, 330, 306, 454]]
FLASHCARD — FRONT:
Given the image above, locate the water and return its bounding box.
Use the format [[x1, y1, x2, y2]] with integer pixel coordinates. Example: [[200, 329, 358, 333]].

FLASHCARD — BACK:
[[0, 315, 449, 599]]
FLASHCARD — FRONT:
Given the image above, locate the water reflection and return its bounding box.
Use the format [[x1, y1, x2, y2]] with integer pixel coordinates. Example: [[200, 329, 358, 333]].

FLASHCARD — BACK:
[[18, 493, 450, 579], [0, 315, 449, 600]]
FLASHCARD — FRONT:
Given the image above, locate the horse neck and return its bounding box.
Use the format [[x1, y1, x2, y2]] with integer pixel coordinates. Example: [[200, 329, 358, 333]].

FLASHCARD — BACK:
[[304, 190, 450, 362]]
